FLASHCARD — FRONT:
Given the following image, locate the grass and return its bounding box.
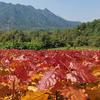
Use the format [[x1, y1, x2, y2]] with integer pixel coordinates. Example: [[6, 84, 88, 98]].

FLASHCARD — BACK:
[[48, 46, 100, 50]]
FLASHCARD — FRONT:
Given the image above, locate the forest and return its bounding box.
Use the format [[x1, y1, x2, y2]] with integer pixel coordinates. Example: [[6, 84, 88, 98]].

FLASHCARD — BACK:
[[0, 19, 100, 50]]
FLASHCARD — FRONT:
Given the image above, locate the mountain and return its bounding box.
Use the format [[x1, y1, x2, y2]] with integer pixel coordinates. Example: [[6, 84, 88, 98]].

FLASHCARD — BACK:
[[0, 2, 80, 30]]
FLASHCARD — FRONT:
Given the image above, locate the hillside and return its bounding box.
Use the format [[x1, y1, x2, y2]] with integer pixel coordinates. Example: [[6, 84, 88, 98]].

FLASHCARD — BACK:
[[77, 19, 100, 34], [0, 2, 80, 30]]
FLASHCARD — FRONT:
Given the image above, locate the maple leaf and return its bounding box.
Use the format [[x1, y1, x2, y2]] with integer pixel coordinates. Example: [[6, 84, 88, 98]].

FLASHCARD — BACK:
[[0, 84, 12, 98], [0, 50, 100, 100], [21, 91, 49, 100], [67, 61, 98, 83], [31, 73, 43, 81], [77, 69, 97, 83], [91, 65, 100, 78], [28, 86, 38, 92], [38, 68, 66, 90], [14, 66, 28, 82], [60, 87, 88, 100], [0, 68, 10, 76], [86, 86, 100, 100]]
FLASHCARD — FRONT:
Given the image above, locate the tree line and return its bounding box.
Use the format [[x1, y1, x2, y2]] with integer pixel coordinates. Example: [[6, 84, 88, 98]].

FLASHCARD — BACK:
[[0, 19, 100, 50]]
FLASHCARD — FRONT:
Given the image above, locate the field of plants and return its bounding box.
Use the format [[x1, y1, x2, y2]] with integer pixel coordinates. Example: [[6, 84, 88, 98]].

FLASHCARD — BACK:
[[0, 49, 100, 100]]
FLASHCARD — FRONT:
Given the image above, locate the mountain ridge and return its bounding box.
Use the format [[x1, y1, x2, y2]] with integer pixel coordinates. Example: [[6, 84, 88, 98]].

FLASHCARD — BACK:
[[0, 2, 80, 30]]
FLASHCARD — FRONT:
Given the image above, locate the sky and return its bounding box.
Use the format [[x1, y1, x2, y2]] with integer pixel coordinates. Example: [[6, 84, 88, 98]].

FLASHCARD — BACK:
[[0, 0, 100, 22]]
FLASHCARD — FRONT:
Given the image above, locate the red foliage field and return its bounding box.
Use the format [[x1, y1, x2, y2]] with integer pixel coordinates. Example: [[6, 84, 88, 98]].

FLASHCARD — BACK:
[[0, 49, 100, 100]]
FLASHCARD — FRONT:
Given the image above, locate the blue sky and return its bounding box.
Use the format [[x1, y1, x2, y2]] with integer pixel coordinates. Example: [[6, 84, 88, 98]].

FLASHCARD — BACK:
[[0, 0, 100, 22]]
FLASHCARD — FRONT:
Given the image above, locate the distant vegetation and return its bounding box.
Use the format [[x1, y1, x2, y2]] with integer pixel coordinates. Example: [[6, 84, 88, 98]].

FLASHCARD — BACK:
[[0, 19, 100, 50]]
